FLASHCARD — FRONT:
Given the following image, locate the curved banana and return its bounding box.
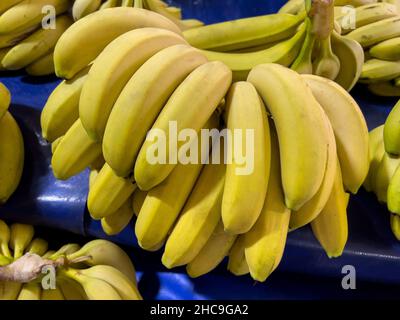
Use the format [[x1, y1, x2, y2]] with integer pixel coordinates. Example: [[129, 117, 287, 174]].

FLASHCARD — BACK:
[[374, 152, 400, 202], [87, 163, 136, 220], [384, 100, 400, 155], [25, 52, 55, 76], [49, 243, 81, 259], [311, 160, 349, 258], [103, 44, 207, 177], [222, 82, 270, 234], [391, 214, 400, 240], [41, 66, 90, 142], [51, 119, 102, 180], [368, 82, 400, 96], [134, 61, 232, 191], [302, 75, 369, 194], [26, 238, 48, 256], [17, 283, 41, 300], [80, 28, 187, 141], [361, 59, 400, 83], [0, 112, 24, 204], [370, 36, 400, 61], [227, 236, 249, 276], [248, 64, 328, 211], [101, 199, 135, 236], [54, 7, 182, 79], [0, 220, 12, 258], [202, 24, 306, 81], [72, 0, 102, 21], [364, 125, 385, 192], [0, 83, 10, 120], [2, 15, 72, 70], [10, 223, 34, 258]]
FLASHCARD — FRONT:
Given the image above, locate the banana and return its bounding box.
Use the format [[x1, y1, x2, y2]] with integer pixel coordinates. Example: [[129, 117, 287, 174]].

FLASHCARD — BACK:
[[50, 243, 81, 259], [26, 238, 48, 256], [135, 115, 218, 250], [361, 59, 400, 83], [17, 283, 41, 300], [387, 158, 400, 214], [390, 214, 400, 240], [222, 82, 270, 234], [346, 16, 400, 48], [302, 75, 369, 194], [186, 221, 237, 278], [291, 17, 315, 74], [0, 0, 23, 14], [101, 199, 135, 236], [331, 31, 364, 91], [162, 156, 226, 269], [368, 81, 400, 96], [289, 108, 337, 230], [227, 236, 249, 276], [374, 152, 400, 202], [25, 52, 55, 76], [72, 0, 102, 21], [9, 223, 34, 258], [51, 119, 102, 180], [134, 61, 232, 191], [61, 268, 121, 300], [54, 7, 182, 79], [103, 44, 207, 177], [71, 265, 142, 300], [0, 220, 12, 258], [364, 125, 385, 192], [244, 126, 291, 282], [311, 160, 349, 258], [0, 83, 11, 119], [0, 281, 22, 300], [279, 0, 305, 14], [66, 239, 136, 282], [248, 64, 328, 211], [337, 2, 398, 34], [370, 37, 400, 61], [80, 28, 187, 142], [87, 163, 136, 220], [132, 189, 147, 216], [384, 100, 400, 155], [58, 277, 87, 300], [41, 66, 90, 142], [41, 287, 64, 300], [201, 23, 306, 81], [0, 112, 24, 204], [0, 48, 12, 71], [183, 13, 304, 52], [0, 0, 70, 35], [1, 15, 72, 70]]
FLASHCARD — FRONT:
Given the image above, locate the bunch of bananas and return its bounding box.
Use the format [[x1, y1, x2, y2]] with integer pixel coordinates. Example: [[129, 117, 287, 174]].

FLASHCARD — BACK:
[[41, 7, 369, 281], [364, 100, 400, 240], [0, 83, 24, 204], [0, 219, 141, 300]]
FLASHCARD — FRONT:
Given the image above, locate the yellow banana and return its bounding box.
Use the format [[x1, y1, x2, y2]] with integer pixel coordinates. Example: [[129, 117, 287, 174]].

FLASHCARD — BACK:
[[222, 81, 270, 234], [0, 0, 24, 14], [25, 51, 54, 76], [384, 100, 400, 155], [41, 287, 65, 300], [103, 44, 207, 177], [0, 83, 10, 119], [41, 66, 90, 142], [79, 28, 187, 142], [132, 188, 147, 216], [51, 119, 102, 180], [0, 220, 12, 258], [72, 0, 102, 21], [302, 75, 369, 194], [370, 37, 400, 61], [26, 238, 48, 256], [390, 214, 400, 240], [134, 61, 232, 191], [311, 160, 349, 258], [0, 29, 35, 49], [387, 159, 400, 214], [364, 125, 384, 192], [58, 277, 87, 300], [17, 283, 41, 300], [49, 243, 80, 260], [9, 223, 34, 258], [101, 199, 135, 236], [248, 63, 328, 211], [54, 7, 182, 79], [361, 59, 400, 83], [374, 152, 400, 202], [0, 112, 24, 204], [227, 236, 249, 276], [0, 48, 11, 71]]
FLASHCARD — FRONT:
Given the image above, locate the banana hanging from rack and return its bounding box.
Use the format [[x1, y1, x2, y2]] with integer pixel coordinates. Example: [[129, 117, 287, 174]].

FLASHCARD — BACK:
[[384, 100, 400, 155], [25, 52, 55, 76], [364, 125, 385, 192], [54, 8, 182, 79], [72, 0, 102, 21]]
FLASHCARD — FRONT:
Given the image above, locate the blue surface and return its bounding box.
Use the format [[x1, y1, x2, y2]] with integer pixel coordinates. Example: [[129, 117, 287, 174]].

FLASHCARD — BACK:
[[1, 0, 400, 299]]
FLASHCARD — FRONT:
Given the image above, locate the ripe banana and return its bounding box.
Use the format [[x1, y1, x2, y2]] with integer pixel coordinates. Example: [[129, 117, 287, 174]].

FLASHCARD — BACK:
[[49, 243, 81, 259], [72, 0, 102, 21], [101, 199, 135, 236], [132, 189, 147, 216], [222, 82, 270, 234], [361, 59, 400, 83], [41, 287, 65, 300], [25, 52, 55, 76], [17, 283, 41, 300], [0, 0, 70, 35], [302, 75, 369, 194], [0, 83, 10, 120], [0, 220, 12, 258], [10, 223, 34, 258], [370, 37, 400, 61], [87, 163, 136, 220], [66, 239, 136, 282], [58, 277, 87, 300], [364, 125, 384, 192], [186, 221, 237, 278], [162, 158, 226, 269], [80, 28, 187, 142], [374, 152, 400, 202], [311, 160, 349, 258], [227, 236, 249, 276], [54, 7, 182, 79], [368, 81, 400, 96], [103, 44, 207, 177], [41, 66, 90, 142], [2, 15, 72, 70], [248, 63, 328, 211], [51, 119, 102, 180], [202, 23, 306, 81], [384, 100, 400, 155], [0, 112, 24, 204], [26, 238, 48, 256], [134, 61, 232, 191], [391, 214, 400, 240], [244, 126, 291, 282], [346, 16, 400, 48], [183, 12, 304, 52]]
